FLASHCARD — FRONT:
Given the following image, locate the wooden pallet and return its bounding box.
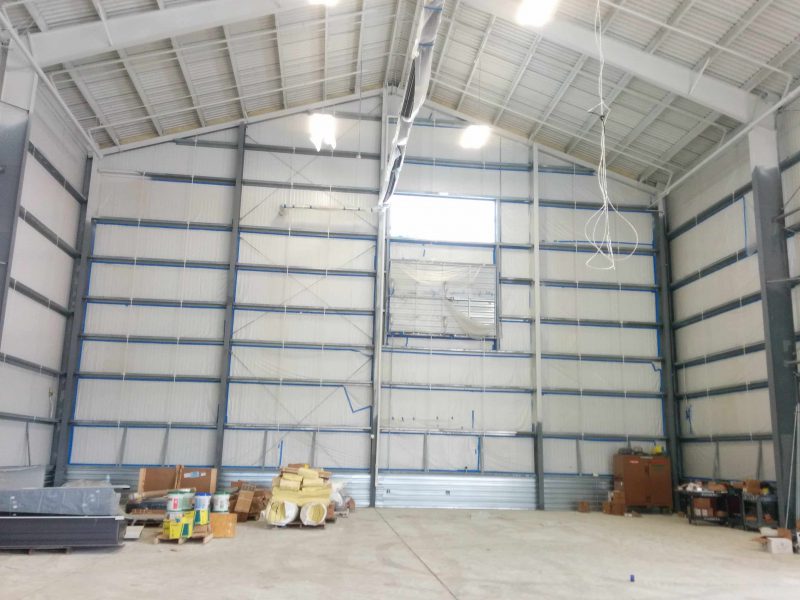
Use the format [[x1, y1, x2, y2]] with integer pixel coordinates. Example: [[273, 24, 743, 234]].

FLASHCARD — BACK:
[[272, 520, 325, 530], [154, 532, 213, 545]]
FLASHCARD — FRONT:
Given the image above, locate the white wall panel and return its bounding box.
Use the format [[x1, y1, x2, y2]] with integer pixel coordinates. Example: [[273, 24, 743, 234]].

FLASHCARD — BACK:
[[483, 437, 534, 473], [382, 388, 531, 431], [239, 233, 374, 271], [89, 264, 227, 302], [672, 254, 759, 320], [380, 433, 424, 470], [233, 310, 371, 346], [543, 437, 578, 474], [500, 250, 531, 279], [166, 428, 215, 465], [541, 287, 656, 323], [123, 428, 166, 465], [222, 429, 264, 467], [80, 341, 222, 376], [389, 242, 493, 264], [541, 207, 653, 246], [499, 284, 531, 317], [94, 175, 233, 223], [227, 383, 370, 427], [239, 186, 377, 233], [102, 144, 235, 179], [94, 224, 229, 263], [75, 379, 217, 424], [677, 352, 767, 395], [20, 158, 81, 246], [427, 434, 479, 471], [670, 196, 754, 282], [263, 431, 314, 467], [0, 363, 58, 419], [500, 203, 530, 244], [541, 359, 660, 393], [682, 442, 715, 479], [247, 113, 381, 154], [542, 394, 663, 436], [244, 153, 379, 190], [499, 321, 532, 352], [761, 441, 776, 481], [398, 165, 529, 198], [667, 140, 750, 230], [675, 303, 764, 361], [84, 303, 224, 339], [0, 290, 66, 370], [680, 390, 771, 437], [541, 324, 657, 357], [406, 125, 529, 164], [316, 432, 370, 469], [579, 441, 647, 475], [0, 420, 53, 467], [718, 441, 761, 481], [70, 426, 124, 464], [230, 346, 372, 382], [236, 270, 373, 309], [541, 250, 654, 285], [384, 351, 532, 388], [538, 171, 652, 206], [30, 90, 87, 189], [11, 219, 73, 306]]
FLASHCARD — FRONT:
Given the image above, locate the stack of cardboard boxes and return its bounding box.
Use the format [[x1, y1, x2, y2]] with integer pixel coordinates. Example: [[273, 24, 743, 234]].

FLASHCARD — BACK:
[[229, 481, 271, 522], [602, 488, 626, 516]]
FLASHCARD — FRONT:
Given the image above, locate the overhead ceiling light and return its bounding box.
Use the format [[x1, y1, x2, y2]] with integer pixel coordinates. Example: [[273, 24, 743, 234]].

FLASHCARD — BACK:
[[516, 0, 560, 27], [309, 0, 338, 6], [309, 113, 337, 151], [460, 125, 491, 149]]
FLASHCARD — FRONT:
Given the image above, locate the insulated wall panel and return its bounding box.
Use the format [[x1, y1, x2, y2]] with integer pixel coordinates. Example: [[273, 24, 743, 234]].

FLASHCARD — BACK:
[[88, 264, 227, 302], [230, 346, 372, 383], [542, 394, 663, 437], [227, 383, 371, 427], [74, 380, 217, 424], [540, 359, 660, 393], [677, 352, 767, 395], [84, 304, 224, 339], [93, 224, 229, 263], [236, 270, 374, 309], [0, 363, 57, 419], [482, 437, 534, 473], [672, 254, 759, 321], [94, 175, 233, 224], [383, 351, 532, 388], [10, 219, 73, 306], [19, 158, 81, 245], [680, 390, 771, 437], [239, 233, 375, 271], [540, 287, 656, 323], [0, 421, 53, 467], [0, 290, 66, 370], [79, 341, 222, 377], [233, 310, 371, 346]]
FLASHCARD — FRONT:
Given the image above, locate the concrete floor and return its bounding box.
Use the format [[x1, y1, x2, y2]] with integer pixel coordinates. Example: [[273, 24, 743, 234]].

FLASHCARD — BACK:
[[1, 509, 798, 599]]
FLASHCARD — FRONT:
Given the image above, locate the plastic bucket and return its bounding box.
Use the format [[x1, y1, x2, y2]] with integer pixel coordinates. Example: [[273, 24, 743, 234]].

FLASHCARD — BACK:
[[194, 492, 211, 511], [166, 490, 194, 512], [212, 491, 230, 513]]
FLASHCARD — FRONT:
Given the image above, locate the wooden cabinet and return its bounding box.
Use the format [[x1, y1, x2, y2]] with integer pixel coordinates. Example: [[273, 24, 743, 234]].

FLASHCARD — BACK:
[[613, 454, 673, 511]]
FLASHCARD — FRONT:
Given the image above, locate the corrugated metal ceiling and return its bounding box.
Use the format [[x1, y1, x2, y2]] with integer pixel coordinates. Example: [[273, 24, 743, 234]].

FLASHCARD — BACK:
[[2, 0, 799, 186]]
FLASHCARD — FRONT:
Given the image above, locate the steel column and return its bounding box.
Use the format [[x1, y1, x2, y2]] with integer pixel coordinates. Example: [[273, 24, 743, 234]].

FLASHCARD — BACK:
[[749, 125, 798, 527], [531, 144, 545, 509], [52, 157, 92, 485], [213, 123, 246, 469], [369, 88, 390, 506], [655, 195, 682, 505]]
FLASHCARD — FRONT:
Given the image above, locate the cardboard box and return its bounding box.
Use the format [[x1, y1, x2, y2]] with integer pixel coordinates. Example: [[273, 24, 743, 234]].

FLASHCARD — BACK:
[[611, 502, 626, 516], [234, 490, 254, 513], [611, 490, 625, 503], [707, 482, 727, 493], [178, 468, 217, 494], [613, 480, 625, 491], [692, 497, 713, 518], [744, 480, 762, 495], [210, 512, 237, 538], [766, 538, 793, 555], [577, 501, 590, 513], [602, 501, 612, 514]]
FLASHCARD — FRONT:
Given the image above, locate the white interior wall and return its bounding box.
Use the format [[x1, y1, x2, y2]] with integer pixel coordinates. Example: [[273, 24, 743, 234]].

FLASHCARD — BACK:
[[67, 94, 663, 505], [0, 84, 87, 468]]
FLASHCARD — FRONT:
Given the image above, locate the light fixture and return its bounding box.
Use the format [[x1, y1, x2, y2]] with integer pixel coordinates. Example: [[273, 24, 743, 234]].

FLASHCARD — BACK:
[[516, 0, 560, 27], [309, 0, 338, 5], [459, 125, 491, 149], [309, 113, 337, 152]]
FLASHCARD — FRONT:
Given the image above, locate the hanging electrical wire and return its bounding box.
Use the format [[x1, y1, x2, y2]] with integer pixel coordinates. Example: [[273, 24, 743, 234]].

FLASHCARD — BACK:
[[584, 0, 639, 271]]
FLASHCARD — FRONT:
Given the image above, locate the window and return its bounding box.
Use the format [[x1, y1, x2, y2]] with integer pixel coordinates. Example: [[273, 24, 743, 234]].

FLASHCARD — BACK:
[[389, 195, 496, 244]]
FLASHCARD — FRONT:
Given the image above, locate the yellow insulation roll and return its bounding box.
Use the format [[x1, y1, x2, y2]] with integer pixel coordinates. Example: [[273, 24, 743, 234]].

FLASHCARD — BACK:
[[266, 499, 299, 526], [299, 502, 327, 527]]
